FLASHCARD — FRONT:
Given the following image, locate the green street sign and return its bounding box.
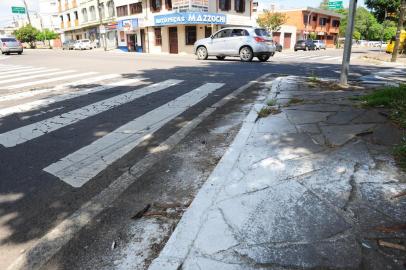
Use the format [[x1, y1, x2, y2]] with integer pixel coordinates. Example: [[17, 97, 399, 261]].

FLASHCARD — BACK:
[[328, 1, 343, 9], [11, 6, 26, 14]]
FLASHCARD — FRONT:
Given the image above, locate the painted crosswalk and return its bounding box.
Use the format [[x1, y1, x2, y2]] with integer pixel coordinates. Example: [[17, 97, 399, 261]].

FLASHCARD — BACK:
[[0, 63, 223, 188], [273, 53, 356, 63]]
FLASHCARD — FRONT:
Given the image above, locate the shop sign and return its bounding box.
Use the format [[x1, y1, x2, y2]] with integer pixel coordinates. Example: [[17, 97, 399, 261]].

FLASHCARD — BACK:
[[317, 32, 325, 35], [154, 12, 226, 26], [118, 19, 138, 31]]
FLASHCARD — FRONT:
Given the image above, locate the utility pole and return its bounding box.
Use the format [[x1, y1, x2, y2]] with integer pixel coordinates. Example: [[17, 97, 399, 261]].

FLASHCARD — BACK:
[[340, 0, 358, 86], [391, 0, 406, 62], [23, 0, 32, 25], [97, 0, 107, 51]]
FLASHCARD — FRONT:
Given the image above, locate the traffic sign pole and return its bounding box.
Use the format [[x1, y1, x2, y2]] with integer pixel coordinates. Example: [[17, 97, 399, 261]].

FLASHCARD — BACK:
[[340, 0, 357, 86]]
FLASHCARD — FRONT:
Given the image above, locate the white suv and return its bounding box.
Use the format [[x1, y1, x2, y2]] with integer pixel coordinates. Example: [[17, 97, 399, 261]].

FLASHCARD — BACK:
[[194, 27, 276, 62], [313, 40, 327, 50]]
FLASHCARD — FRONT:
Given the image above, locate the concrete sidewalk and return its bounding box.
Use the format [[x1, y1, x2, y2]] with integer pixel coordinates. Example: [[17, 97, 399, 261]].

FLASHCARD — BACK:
[[149, 76, 406, 270]]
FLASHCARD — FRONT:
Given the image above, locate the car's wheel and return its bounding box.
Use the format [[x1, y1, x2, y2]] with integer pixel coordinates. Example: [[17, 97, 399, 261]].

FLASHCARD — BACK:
[[305, 46, 308, 51], [18, 52, 22, 55], [196, 46, 208, 60], [258, 54, 270, 62], [216, 56, 226, 60], [5, 52, 10, 55], [239, 46, 253, 62], [294, 49, 297, 52]]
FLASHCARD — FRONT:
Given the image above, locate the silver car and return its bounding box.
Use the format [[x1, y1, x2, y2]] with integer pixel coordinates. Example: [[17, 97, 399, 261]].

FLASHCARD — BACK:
[[313, 40, 327, 50], [194, 27, 276, 62], [1, 37, 23, 55]]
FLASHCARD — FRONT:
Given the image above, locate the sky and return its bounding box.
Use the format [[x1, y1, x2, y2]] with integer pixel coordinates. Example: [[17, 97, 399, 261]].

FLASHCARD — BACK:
[[0, 0, 366, 27]]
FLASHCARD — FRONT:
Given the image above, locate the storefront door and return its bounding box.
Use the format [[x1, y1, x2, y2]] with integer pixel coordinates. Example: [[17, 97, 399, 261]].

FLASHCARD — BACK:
[[127, 34, 136, 51], [140, 29, 146, 53], [169, 27, 178, 54]]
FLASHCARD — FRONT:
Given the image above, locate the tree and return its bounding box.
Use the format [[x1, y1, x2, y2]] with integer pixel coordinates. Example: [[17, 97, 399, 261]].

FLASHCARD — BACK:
[[365, 0, 401, 22], [256, 11, 288, 32], [319, 0, 329, 10], [13, 25, 39, 48], [36, 29, 59, 48], [381, 20, 398, 41]]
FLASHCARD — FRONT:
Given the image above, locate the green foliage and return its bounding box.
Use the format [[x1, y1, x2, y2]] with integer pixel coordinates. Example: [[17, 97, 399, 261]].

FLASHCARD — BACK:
[[319, 0, 329, 10], [36, 29, 59, 42], [339, 7, 395, 41], [365, 0, 401, 22], [256, 10, 288, 32], [13, 25, 39, 48], [309, 32, 317, 40]]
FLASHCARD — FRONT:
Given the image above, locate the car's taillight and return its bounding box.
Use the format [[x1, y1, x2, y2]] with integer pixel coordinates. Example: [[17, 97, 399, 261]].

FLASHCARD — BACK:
[[254, 36, 266, 43]]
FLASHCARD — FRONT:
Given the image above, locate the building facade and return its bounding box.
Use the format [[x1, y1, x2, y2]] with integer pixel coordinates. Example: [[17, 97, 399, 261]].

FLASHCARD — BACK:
[[59, 0, 117, 48], [281, 7, 343, 48], [39, 0, 61, 31], [114, 0, 254, 54]]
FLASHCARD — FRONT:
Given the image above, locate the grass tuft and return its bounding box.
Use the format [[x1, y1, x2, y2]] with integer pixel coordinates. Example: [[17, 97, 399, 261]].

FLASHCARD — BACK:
[[266, 99, 277, 106], [360, 84, 406, 170], [287, 98, 304, 105], [257, 106, 280, 118]]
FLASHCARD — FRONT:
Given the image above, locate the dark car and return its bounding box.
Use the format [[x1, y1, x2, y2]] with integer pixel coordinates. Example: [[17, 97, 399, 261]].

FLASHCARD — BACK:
[[62, 40, 76, 50], [0, 37, 23, 55], [294, 39, 316, 51], [275, 42, 283, 52]]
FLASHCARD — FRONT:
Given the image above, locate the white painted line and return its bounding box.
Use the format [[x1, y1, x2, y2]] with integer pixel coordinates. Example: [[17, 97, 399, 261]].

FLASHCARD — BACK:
[[322, 56, 341, 61], [0, 56, 10, 61], [310, 56, 332, 60], [7, 71, 98, 89], [0, 68, 58, 80], [44, 82, 224, 187], [0, 79, 181, 147], [7, 74, 269, 270], [0, 74, 121, 103], [296, 55, 313, 59], [0, 70, 76, 85], [0, 78, 141, 117], [0, 66, 34, 72]]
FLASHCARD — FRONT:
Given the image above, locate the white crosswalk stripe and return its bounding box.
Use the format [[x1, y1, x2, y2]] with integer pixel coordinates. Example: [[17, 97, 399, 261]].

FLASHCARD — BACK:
[[43, 82, 224, 187], [0, 78, 141, 117], [0, 66, 38, 74], [7, 71, 98, 89], [0, 68, 59, 80], [0, 70, 76, 85], [0, 79, 181, 147], [322, 56, 341, 61]]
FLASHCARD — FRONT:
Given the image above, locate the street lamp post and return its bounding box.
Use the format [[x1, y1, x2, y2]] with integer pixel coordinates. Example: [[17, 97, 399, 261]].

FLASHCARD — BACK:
[[97, 0, 107, 51], [340, 0, 358, 86]]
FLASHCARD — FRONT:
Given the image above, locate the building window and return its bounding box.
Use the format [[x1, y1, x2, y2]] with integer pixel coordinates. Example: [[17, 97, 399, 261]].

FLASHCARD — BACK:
[[312, 16, 317, 21], [67, 13, 71, 22], [81, 8, 88, 22], [60, 15, 64, 22], [74, 11, 78, 20], [155, 28, 162, 45], [303, 14, 309, 24], [107, 0, 115, 17], [165, 0, 172, 10], [332, 20, 340, 27], [100, 3, 105, 19], [89, 6, 96, 20], [116, 5, 128, 17], [130, 3, 142, 14], [151, 0, 162, 12], [319, 17, 327, 26], [234, 0, 245, 12], [185, 26, 197, 45], [219, 0, 231, 11]]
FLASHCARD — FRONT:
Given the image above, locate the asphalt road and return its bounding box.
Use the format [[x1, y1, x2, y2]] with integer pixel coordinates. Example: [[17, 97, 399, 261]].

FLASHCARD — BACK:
[[0, 48, 394, 269]]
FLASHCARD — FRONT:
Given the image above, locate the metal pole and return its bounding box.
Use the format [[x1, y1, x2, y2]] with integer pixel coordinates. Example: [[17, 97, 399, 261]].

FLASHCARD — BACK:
[[340, 0, 357, 86], [97, 0, 107, 51], [23, 0, 32, 25], [391, 0, 405, 62]]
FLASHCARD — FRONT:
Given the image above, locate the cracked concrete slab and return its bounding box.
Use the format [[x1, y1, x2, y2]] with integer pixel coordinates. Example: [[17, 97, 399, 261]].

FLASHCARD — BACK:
[[285, 109, 331, 124], [320, 124, 376, 146]]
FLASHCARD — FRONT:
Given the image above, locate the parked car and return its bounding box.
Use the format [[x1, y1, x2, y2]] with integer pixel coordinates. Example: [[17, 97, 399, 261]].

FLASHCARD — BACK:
[[194, 27, 276, 62], [313, 40, 327, 50], [0, 37, 23, 55], [294, 40, 316, 51], [74, 39, 93, 50], [62, 40, 76, 50]]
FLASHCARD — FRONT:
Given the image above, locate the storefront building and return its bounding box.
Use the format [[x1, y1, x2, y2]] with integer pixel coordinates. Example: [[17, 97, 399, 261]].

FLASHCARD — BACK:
[[59, 0, 118, 49], [114, 0, 254, 54]]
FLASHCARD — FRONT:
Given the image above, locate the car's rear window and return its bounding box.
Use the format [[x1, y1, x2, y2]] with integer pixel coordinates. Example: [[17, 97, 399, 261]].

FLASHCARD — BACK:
[[255, 29, 271, 37], [296, 40, 305, 43], [1, 38, 17, 42]]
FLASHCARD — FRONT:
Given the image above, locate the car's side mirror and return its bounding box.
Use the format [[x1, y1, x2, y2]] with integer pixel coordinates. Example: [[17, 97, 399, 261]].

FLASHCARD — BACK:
[[210, 35, 214, 39]]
